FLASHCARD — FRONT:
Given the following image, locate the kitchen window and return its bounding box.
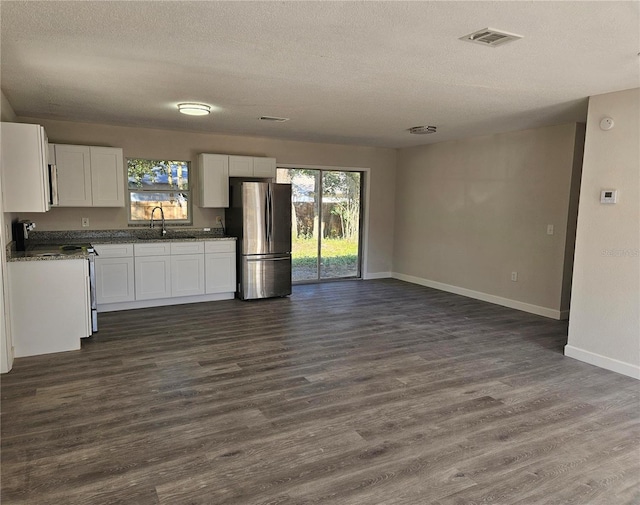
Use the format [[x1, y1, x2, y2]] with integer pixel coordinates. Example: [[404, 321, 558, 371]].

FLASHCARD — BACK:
[[127, 159, 191, 223]]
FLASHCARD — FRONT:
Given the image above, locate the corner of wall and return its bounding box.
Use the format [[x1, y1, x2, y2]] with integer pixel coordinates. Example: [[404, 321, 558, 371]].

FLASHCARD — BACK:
[[1, 89, 17, 123], [560, 123, 587, 312]]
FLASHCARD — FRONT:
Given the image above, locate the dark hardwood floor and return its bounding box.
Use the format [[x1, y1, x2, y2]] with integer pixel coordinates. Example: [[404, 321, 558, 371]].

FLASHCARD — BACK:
[[1, 279, 639, 505]]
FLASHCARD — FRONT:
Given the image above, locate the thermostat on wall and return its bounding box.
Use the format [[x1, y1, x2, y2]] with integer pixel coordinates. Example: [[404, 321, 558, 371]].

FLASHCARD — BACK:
[[600, 189, 618, 204]]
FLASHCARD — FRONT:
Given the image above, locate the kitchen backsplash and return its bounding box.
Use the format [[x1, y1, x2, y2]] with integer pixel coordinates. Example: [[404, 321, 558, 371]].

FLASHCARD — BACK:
[[28, 227, 226, 244]]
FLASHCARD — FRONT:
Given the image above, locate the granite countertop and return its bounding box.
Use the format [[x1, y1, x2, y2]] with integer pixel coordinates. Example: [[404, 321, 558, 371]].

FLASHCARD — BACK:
[[8, 246, 90, 262], [7, 229, 236, 262]]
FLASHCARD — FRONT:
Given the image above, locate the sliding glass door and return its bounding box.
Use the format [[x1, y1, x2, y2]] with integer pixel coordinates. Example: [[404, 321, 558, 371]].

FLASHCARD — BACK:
[[277, 168, 363, 283]]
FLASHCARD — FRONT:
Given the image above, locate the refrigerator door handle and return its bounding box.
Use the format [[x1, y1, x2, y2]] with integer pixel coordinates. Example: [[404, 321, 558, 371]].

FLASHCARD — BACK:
[[267, 184, 273, 245], [264, 187, 270, 246]]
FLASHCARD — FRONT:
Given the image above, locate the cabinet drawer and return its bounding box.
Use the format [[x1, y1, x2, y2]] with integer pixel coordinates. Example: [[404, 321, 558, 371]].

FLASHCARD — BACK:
[[94, 243, 134, 258], [171, 241, 205, 255], [205, 240, 236, 254], [134, 243, 172, 257]]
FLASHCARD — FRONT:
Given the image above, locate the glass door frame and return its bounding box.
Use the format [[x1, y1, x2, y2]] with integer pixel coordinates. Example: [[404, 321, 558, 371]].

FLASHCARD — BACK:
[[277, 164, 369, 284]]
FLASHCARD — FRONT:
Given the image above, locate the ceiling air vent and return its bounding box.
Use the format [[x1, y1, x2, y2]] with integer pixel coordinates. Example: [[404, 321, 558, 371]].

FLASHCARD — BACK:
[[259, 116, 289, 122], [460, 27, 523, 47], [409, 125, 437, 135]]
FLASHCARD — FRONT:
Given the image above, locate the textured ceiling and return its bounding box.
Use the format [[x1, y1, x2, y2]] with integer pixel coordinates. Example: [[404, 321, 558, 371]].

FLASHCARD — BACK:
[[1, 1, 638, 148]]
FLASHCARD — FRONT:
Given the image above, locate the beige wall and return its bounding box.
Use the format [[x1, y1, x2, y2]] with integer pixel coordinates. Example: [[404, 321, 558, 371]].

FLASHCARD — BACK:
[[393, 123, 584, 318], [16, 117, 397, 276], [566, 88, 640, 379]]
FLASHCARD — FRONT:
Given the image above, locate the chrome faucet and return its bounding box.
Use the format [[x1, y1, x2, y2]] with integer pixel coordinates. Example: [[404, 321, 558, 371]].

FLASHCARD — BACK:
[[150, 206, 167, 236]]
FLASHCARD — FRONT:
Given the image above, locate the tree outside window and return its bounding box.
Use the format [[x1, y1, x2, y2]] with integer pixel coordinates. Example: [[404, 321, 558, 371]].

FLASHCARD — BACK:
[[127, 159, 190, 223]]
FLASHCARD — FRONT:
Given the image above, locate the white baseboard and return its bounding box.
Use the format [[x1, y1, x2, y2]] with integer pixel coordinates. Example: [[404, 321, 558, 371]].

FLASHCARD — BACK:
[[559, 310, 570, 321], [564, 345, 640, 380], [363, 271, 392, 280], [392, 272, 563, 320]]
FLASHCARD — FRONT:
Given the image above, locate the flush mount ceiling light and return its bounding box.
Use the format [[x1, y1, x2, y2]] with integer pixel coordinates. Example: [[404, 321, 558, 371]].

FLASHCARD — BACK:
[[178, 103, 211, 116], [408, 125, 437, 134], [460, 27, 523, 47]]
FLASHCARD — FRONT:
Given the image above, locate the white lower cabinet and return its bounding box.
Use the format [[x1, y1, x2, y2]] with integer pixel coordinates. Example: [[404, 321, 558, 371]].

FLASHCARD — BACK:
[[171, 254, 205, 297], [96, 239, 236, 310], [135, 255, 172, 300], [205, 240, 236, 294], [205, 252, 236, 294], [94, 244, 135, 304], [96, 258, 135, 303], [9, 259, 89, 357]]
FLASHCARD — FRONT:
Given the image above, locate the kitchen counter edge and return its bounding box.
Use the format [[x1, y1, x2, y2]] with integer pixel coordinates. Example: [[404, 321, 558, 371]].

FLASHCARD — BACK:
[[8, 237, 237, 262]]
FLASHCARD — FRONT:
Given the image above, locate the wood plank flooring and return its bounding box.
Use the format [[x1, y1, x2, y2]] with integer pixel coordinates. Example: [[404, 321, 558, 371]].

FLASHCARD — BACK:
[[1, 279, 639, 504]]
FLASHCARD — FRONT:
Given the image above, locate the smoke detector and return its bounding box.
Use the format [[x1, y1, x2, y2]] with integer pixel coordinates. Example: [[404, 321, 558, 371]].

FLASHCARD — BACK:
[[408, 126, 437, 135], [259, 116, 289, 122], [460, 28, 523, 47]]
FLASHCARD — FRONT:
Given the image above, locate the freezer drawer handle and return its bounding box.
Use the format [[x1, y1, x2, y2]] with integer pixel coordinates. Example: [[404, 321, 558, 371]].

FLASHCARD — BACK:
[[246, 257, 290, 262]]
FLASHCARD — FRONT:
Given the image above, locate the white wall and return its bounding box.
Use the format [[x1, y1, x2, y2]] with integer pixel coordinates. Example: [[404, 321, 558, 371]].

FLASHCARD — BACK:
[[393, 123, 584, 319], [565, 88, 640, 379]]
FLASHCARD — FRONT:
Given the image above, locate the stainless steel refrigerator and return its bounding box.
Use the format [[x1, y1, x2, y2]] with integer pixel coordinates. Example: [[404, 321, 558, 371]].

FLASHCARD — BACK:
[[227, 181, 292, 300]]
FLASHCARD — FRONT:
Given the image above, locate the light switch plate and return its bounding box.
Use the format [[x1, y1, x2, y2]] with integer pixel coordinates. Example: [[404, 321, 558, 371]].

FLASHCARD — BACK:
[[547, 224, 554, 235]]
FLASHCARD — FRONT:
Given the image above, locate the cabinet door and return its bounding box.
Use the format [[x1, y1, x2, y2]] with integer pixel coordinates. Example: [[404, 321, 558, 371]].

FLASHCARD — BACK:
[[135, 256, 171, 300], [96, 257, 135, 304], [171, 254, 205, 297], [1, 123, 50, 212], [228, 155, 254, 177], [90, 147, 124, 207], [55, 144, 92, 206], [198, 154, 229, 207], [205, 252, 236, 294], [253, 157, 276, 178]]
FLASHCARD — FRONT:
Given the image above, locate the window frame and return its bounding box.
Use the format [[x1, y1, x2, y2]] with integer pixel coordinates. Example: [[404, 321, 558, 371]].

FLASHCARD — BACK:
[[126, 158, 192, 225]]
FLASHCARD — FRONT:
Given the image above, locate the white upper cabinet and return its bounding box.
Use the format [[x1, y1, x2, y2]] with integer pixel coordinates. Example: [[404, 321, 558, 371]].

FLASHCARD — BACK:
[[198, 154, 229, 208], [1, 122, 51, 212], [90, 147, 125, 207], [229, 155, 276, 178], [54, 144, 124, 207], [253, 157, 277, 178], [55, 144, 92, 206], [198, 153, 277, 208], [228, 155, 254, 177]]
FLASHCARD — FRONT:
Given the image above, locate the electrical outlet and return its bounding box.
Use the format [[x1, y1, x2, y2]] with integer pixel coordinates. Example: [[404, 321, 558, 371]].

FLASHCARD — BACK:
[[82, 217, 89, 228], [547, 224, 554, 235], [215, 216, 223, 224], [511, 271, 518, 282]]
